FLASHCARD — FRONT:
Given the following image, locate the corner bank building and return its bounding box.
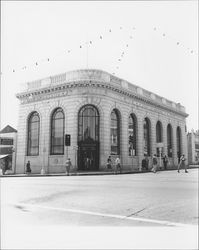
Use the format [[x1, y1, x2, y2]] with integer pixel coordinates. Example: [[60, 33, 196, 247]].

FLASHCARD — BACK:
[[16, 69, 188, 174]]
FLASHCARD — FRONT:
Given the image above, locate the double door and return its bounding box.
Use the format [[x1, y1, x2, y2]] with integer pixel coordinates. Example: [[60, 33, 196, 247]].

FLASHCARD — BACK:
[[78, 142, 99, 171]]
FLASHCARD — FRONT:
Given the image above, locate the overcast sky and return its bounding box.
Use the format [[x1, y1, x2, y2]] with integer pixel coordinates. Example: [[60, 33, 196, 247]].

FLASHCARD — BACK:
[[1, 1, 198, 131]]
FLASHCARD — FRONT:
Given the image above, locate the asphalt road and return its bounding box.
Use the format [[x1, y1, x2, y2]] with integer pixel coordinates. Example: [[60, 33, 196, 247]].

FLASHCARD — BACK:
[[1, 169, 198, 249]]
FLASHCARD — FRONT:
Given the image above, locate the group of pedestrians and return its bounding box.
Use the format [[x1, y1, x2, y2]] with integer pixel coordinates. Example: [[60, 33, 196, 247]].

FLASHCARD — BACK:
[[152, 154, 170, 172], [141, 153, 188, 173], [106, 156, 122, 174], [25, 153, 188, 176], [141, 154, 166, 173], [65, 156, 122, 175]]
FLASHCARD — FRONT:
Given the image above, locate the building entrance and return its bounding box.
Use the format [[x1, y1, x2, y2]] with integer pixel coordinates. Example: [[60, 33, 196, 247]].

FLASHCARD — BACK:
[[78, 141, 99, 171], [77, 104, 100, 171]]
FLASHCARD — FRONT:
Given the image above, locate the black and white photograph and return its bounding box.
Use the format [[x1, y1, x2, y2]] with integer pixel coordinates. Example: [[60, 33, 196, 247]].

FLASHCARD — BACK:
[[0, 1, 198, 249]]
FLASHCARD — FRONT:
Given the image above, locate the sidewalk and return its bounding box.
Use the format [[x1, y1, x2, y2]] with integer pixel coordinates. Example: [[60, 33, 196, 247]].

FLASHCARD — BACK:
[[1, 165, 198, 177]]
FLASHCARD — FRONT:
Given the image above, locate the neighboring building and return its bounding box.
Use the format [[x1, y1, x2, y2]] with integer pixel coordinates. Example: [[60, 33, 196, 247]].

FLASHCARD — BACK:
[[15, 69, 188, 174], [0, 125, 17, 174], [187, 130, 199, 165]]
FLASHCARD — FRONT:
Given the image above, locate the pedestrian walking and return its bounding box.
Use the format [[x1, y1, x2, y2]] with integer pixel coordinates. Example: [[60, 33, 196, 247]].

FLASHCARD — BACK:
[[106, 156, 112, 170], [142, 156, 149, 171], [163, 155, 168, 170], [151, 154, 158, 173], [26, 160, 31, 174], [178, 154, 188, 173], [65, 158, 72, 176], [115, 157, 121, 174]]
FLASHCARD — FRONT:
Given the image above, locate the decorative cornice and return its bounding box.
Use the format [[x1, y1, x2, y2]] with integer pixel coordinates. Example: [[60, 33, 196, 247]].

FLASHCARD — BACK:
[[16, 79, 188, 118]]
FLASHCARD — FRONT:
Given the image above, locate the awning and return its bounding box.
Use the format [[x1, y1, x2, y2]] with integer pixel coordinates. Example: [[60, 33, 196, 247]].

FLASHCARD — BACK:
[[0, 154, 9, 159]]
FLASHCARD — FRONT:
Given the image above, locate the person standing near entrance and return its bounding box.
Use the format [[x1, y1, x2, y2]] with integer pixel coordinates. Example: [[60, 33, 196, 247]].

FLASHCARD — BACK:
[[65, 158, 72, 176], [163, 155, 168, 170], [85, 157, 90, 170], [151, 154, 158, 173], [26, 161, 31, 174], [115, 157, 121, 174], [178, 154, 188, 173], [142, 156, 149, 171], [107, 156, 112, 170]]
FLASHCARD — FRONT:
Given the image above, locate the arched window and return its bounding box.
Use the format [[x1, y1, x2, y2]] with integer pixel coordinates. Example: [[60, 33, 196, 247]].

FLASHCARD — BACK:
[[110, 109, 120, 155], [78, 105, 99, 142], [50, 108, 65, 155], [143, 118, 150, 156], [78, 105, 100, 171], [156, 121, 162, 143], [167, 124, 172, 157], [27, 112, 40, 156], [128, 114, 137, 156], [176, 126, 181, 162]]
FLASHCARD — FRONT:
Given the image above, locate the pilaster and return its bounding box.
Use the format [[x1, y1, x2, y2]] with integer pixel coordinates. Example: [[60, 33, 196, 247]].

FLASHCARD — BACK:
[[137, 116, 144, 171], [181, 124, 188, 163], [101, 104, 111, 168], [120, 109, 128, 167], [40, 102, 50, 174], [151, 120, 156, 157], [172, 125, 178, 166], [162, 123, 167, 156]]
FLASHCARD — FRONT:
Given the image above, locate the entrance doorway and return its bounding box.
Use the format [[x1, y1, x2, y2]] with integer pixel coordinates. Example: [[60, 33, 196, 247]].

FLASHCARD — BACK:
[[78, 141, 99, 171], [77, 105, 100, 171]]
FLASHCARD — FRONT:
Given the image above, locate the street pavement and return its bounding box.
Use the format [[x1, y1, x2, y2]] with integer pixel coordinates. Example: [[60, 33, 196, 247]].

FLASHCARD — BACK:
[[1, 169, 198, 249]]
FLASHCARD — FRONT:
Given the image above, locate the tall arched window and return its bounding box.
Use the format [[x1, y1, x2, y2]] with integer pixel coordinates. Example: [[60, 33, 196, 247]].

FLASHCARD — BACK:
[[167, 124, 172, 157], [50, 108, 65, 155], [156, 121, 162, 143], [78, 105, 99, 142], [110, 109, 120, 155], [176, 126, 181, 162], [143, 118, 150, 156], [128, 114, 137, 156], [78, 105, 100, 171], [27, 112, 40, 156]]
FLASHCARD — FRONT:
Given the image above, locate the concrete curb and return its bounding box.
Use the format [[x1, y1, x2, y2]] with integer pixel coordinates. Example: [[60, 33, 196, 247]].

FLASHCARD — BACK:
[[1, 165, 198, 178]]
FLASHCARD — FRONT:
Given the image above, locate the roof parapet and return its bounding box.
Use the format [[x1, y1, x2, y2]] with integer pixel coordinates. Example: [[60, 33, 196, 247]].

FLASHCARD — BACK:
[[18, 69, 186, 114]]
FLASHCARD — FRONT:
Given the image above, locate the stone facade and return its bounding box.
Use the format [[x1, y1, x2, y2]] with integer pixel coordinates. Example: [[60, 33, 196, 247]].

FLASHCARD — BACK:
[[187, 130, 199, 165], [16, 69, 188, 174]]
